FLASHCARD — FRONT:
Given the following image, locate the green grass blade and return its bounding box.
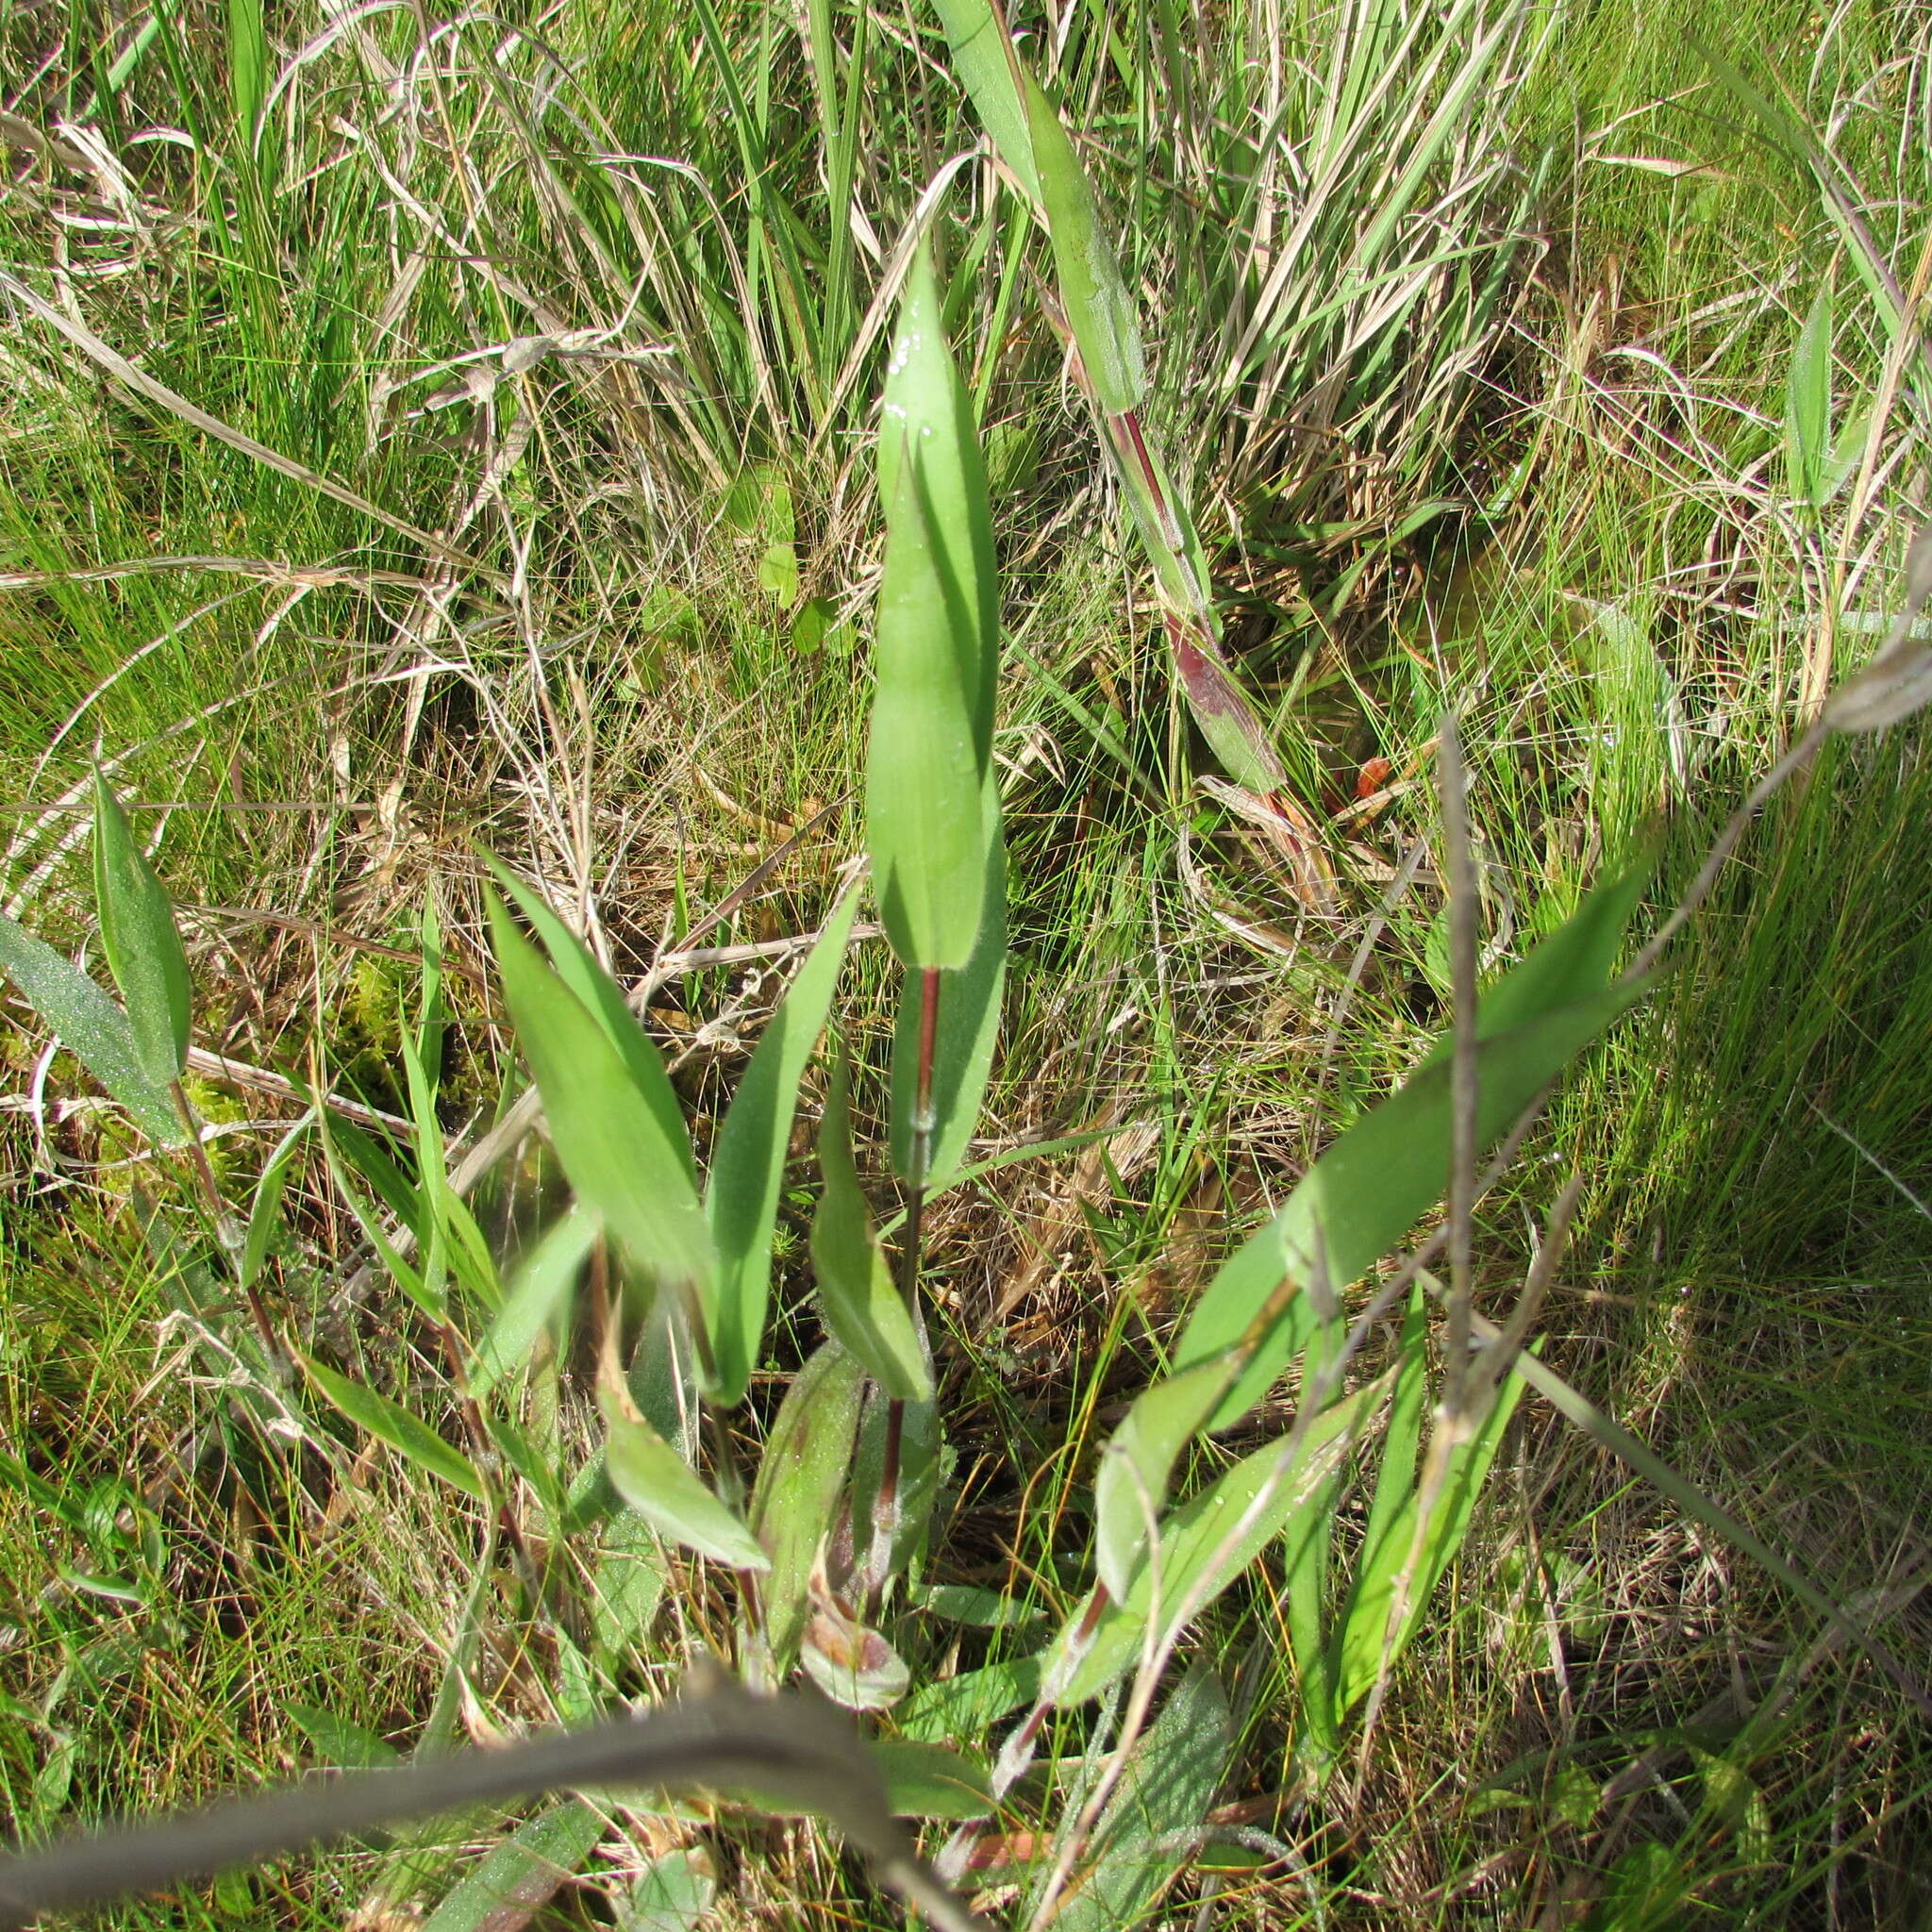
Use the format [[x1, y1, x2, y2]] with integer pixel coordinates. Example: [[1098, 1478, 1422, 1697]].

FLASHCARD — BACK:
[[813, 1057, 933, 1401], [240, 1111, 312, 1292], [483, 858, 696, 1187], [488, 892, 714, 1297], [91, 772, 192, 1090], [299, 1355, 486, 1500], [867, 242, 999, 971], [471, 1208, 598, 1400], [927, 0, 1041, 205], [600, 1400, 770, 1574], [1024, 72, 1147, 414], [706, 890, 859, 1406], [0, 909, 182, 1145]]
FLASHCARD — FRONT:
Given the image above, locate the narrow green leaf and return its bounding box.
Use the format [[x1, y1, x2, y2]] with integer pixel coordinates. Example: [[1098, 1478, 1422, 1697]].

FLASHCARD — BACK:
[[471, 1208, 598, 1399], [300, 1355, 486, 1499], [1176, 860, 1652, 1429], [91, 773, 192, 1089], [241, 1111, 312, 1292], [600, 1402, 769, 1573], [926, 0, 1041, 204], [0, 910, 182, 1144], [488, 894, 714, 1294], [1037, 1663, 1230, 1932], [1054, 1380, 1385, 1707], [1023, 73, 1146, 415], [867, 243, 999, 971], [1093, 1356, 1233, 1599], [812, 1057, 933, 1401], [483, 858, 696, 1188], [1786, 284, 1834, 513], [888, 804, 1005, 1189], [287, 1705, 400, 1772], [897, 1653, 1043, 1743], [706, 890, 859, 1405], [749, 1341, 867, 1671]]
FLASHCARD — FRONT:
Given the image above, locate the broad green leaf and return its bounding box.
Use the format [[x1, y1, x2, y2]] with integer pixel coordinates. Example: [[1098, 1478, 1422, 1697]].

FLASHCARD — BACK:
[[622, 1847, 716, 1932], [300, 1355, 486, 1499], [706, 890, 859, 1405], [1023, 73, 1146, 415], [489, 894, 714, 1294], [1786, 284, 1833, 513], [1035, 1663, 1229, 1932], [483, 858, 695, 1186], [0, 909, 182, 1144], [420, 1799, 606, 1932], [926, 0, 1041, 205], [1093, 1355, 1234, 1599], [471, 1207, 598, 1398], [1175, 860, 1652, 1429], [889, 805, 1005, 1188], [749, 1341, 867, 1671], [872, 1740, 993, 1820], [812, 1058, 932, 1400], [917, 1583, 1044, 1630], [91, 773, 192, 1089], [867, 243, 999, 971], [241, 1111, 312, 1291], [600, 1401, 768, 1573], [1053, 1380, 1384, 1707]]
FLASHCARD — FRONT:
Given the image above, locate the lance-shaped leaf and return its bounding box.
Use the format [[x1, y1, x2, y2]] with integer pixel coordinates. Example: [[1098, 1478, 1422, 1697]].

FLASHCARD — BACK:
[[0, 910, 183, 1144], [1786, 284, 1834, 514], [889, 798, 1005, 1189], [484, 858, 695, 1178], [471, 1206, 599, 1399], [1172, 858, 1653, 1430], [600, 1393, 769, 1574], [867, 242, 999, 971], [488, 893, 713, 1294], [1023, 72, 1146, 416], [813, 1057, 932, 1400], [91, 773, 192, 1090], [926, 0, 1040, 204], [749, 1340, 867, 1671], [1050, 1377, 1385, 1707], [299, 1354, 486, 1499], [706, 891, 859, 1406]]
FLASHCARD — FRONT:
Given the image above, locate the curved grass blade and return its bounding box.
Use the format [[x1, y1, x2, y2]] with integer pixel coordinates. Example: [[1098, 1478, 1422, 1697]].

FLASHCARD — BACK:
[[600, 1384, 768, 1574], [91, 772, 192, 1090], [298, 1354, 485, 1500], [706, 890, 859, 1406]]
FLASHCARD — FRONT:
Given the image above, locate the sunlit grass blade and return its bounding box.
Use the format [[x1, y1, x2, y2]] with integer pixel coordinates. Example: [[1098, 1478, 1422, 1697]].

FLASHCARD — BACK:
[[706, 890, 859, 1406], [240, 1110, 312, 1293], [91, 771, 192, 1091], [600, 1398, 769, 1574], [299, 1354, 487, 1500], [926, 0, 1041, 204], [487, 892, 714, 1300], [867, 242, 999, 972], [470, 1207, 599, 1400]]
